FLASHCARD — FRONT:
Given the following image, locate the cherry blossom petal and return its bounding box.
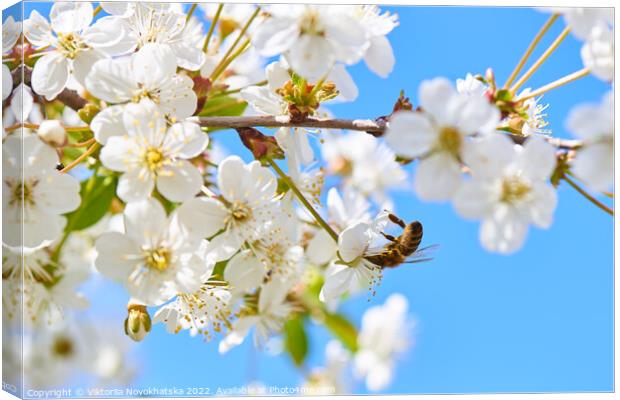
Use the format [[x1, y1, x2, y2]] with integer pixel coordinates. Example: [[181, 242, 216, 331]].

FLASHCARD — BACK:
[[133, 43, 177, 86], [414, 152, 462, 201], [94, 232, 140, 281], [85, 58, 136, 103], [452, 179, 497, 220], [165, 122, 209, 158], [156, 160, 203, 202], [72, 48, 104, 86], [123, 199, 168, 246], [517, 136, 556, 181], [176, 197, 229, 239], [338, 221, 371, 263], [99, 135, 138, 172], [252, 17, 299, 57], [91, 105, 126, 144], [3, 65, 13, 101], [24, 10, 54, 48], [83, 16, 136, 55], [33, 173, 81, 214], [385, 112, 436, 158], [418, 78, 456, 125], [573, 143, 613, 192], [31, 52, 69, 100], [117, 168, 155, 203], [364, 35, 395, 78], [50, 2, 93, 34], [319, 263, 355, 303], [225, 250, 265, 294], [480, 206, 528, 254]]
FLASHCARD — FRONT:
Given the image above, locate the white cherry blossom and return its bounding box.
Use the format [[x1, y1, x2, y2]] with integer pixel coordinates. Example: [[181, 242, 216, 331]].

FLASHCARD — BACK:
[[86, 44, 198, 144], [354, 293, 413, 391], [94, 198, 214, 306], [456, 73, 487, 97], [2, 135, 81, 249], [153, 284, 232, 338], [385, 77, 500, 201], [98, 3, 205, 70], [99, 100, 207, 202], [176, 156, 280, 262], [219, 277, 295, 353], [349, 5, 399, 78], [252, 5, 368, 78], [565, 91, 614, 192], [23, 3, 129, 99], [322, 131, 406, 203], [453, 135, 558, 254], [581, 23, 614, 82], [319, 213, 388, 304]]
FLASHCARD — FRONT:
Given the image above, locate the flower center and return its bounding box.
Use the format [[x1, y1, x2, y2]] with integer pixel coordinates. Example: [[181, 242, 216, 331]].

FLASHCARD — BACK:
[[7, 179, 36, 206], [143, 147, 165, 172], [230, 201, 252, 222], [500, 175, 532, 204], [144, 247, 172, 272], [299, 9, 324, 36], [437, 126, 462, 158], [132, 86, 160, 104], [52, 336, 74, 358], [56, 32, 87, 59]]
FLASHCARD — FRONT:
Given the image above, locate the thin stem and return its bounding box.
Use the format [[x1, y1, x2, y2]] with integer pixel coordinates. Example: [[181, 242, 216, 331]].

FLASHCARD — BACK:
[[516, 68, 590, 101], [203, 4, 224, 53], [4, 123, 38, 132], [504, 13, 559, 88], [68, 138, 95, 148], [213, 79, 268, 97], [563, 174, 613, 216], [210, 7, 260, 81], [511, 26, 571, 94], [210, 38, 250, 82], [59, 142, 101, 173], [267, 158, 339, 242], [186, 3, 198, 21]]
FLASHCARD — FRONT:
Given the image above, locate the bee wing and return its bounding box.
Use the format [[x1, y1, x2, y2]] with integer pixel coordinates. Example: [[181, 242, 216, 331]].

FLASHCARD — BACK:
[[403, 244, 439, 264], [364, 245, 390, 257]]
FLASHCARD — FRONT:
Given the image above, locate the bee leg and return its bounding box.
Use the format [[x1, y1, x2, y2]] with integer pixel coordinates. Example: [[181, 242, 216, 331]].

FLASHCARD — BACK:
[[388, 213, 406, 229], [381, 232, 398, 243]]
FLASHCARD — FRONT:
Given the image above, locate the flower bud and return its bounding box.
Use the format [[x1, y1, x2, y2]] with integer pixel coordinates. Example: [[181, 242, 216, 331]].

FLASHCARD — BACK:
[[37, 120, 67, 147], [77, 103, 100, 124], [124, 303, 151, 342], [392, 90, 412, 113], [237, 127, 285, 162], [193, 75, 212, 112]]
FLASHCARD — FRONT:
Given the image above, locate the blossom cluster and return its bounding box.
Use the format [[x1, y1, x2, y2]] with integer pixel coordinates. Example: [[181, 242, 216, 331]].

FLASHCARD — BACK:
[[2, 3, 613, 393]]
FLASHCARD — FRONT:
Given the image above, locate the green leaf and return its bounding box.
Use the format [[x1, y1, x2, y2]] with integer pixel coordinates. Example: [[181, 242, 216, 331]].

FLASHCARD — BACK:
[[324, 312, 358, 352], [284, 316, 308, 366], [65, 173, 117, 232], [199, 95, 247, 117], [495, 89, 513, 102]]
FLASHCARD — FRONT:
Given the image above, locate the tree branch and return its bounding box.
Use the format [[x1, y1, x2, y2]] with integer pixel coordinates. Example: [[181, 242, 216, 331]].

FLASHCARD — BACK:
[[12, 65, 87, 110], [198, 115, 582, 149], [199, 115, 386, 135]]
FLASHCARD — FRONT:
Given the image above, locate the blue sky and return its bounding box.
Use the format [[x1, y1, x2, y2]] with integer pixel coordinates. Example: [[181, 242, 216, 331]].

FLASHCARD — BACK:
[[6, 3, 614, 395]]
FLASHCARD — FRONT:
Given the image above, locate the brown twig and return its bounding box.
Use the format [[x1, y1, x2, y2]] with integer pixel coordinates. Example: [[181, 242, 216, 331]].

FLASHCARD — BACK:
[[198, 115, 583, 149]]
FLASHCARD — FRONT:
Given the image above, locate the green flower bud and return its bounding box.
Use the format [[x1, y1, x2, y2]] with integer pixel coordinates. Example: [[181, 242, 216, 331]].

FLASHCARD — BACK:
[[124, 303, 151, 342]]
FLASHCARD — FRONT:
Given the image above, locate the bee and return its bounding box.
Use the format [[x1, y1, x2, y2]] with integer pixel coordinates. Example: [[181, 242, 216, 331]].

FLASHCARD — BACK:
[[365, 214, 436, 268]]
